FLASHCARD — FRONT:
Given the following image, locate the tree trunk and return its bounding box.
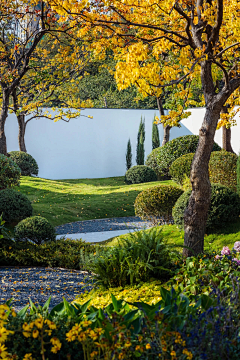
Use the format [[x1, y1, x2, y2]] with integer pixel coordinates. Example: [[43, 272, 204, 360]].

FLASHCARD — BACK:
[[162, 125, 171, 146], [183, 106, 221, 256], [0, 90, 10, 155], [17, 114, 27, 152], [157, 96, 171, 146], [221, 106, 234, 153], [222, 126, 234, 153]]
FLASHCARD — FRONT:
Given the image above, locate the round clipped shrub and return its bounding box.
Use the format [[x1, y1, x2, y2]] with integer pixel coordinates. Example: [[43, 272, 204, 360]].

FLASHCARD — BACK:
[[0, 189, 32, 223], [209, 151, 238, 192], [9, 151, 39, 176], [146, 135, 221, 178], [14, 216, 56, 245], [172, 184, 240, 232], [169, 153, 195, 185], [170, 150, 238, 191], [125, 165, 157, 184], [134, 185, 183, 224], [145, 148, 161, 179], [0, 154, 21, 189]]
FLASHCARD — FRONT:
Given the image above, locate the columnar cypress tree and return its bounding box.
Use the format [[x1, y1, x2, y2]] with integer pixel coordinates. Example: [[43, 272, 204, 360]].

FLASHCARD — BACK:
[[136, 117, 145, 165], [152, 116, 160, 149], [126, 139, 132, 170]]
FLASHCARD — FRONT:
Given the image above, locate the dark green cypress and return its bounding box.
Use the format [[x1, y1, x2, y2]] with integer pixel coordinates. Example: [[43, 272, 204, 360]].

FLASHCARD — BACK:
[[152, 116, 160, 149], [136, 117, 145, 165], [126, 139, 132, 171]]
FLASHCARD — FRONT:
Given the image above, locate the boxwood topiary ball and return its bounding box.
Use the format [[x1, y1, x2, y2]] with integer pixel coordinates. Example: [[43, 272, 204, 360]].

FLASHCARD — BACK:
[[14, 216, 56, 245], [0, 154, 21, 189], [145, 135, 221, 179], [134, 185, 183, 224], [172, 183, 240, 232], [0, 189, 33, 223], [125, 165, 157, 184], [9, 151, 39, 176]]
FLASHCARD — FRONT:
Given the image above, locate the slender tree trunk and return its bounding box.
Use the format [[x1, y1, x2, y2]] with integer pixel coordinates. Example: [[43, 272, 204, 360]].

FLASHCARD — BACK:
[[0, 89, 10, 155], [221, 106, 234, 153], [162, 125, 171, 146], [157, 96, 171, 146], [17, 114, 27, 152], [12, 89, 27, 152], [183, 106, 222, 256], [222, 126, 234, 153]]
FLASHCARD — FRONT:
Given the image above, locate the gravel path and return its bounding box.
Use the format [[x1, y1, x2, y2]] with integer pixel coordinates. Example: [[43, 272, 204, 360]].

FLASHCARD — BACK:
[[0, 267, 94, 311], [55, 216, 153, 235], [1, 217, 152, 310]]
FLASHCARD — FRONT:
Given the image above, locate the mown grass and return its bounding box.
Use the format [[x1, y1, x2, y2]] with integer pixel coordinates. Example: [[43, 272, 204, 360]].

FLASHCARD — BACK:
[[102, 221, 240, 251], [16, 176, 177, 227]]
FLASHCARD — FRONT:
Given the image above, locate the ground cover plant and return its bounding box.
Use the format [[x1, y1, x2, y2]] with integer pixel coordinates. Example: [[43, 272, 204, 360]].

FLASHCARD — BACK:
[[16, 176, 175, 227], [1, 242, 240, 360]]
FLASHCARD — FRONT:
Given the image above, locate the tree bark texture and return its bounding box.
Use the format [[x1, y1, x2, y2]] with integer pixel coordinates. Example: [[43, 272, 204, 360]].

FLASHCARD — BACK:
[[183, 106, 222, 256], [222, 126, 234, 153], [157, 96, 171, 146], [0, 90, 10, 155], [17, 114, 27, 152], [162, 125, 171, 146], [221, 106, 234, 153]]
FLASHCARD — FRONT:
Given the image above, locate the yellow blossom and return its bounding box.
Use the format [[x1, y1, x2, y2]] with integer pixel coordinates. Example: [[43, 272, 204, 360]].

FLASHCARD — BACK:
[[32, 330, 39, 339], [146, 343, 151, 350]]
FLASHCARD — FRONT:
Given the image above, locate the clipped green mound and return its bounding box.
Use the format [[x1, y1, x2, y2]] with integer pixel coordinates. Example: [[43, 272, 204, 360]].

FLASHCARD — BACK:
[[146, 135, 221, 178], [134, 185, 183, 224], [125, 165, 157, 184], [173, 184, 240, 232], [14, 216, 56, 245], [9, 151, 39, 176]]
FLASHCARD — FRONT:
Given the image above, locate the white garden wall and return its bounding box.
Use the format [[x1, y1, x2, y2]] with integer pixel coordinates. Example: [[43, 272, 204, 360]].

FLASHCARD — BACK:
[[5, 107, 240, 180]]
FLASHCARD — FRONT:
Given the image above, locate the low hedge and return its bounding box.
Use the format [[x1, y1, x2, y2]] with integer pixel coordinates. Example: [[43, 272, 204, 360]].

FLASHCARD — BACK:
[[9, 151, 39, 176], [145, 135, 221, 178], [0, 153, 21, 189], [134, 185, 183, 224], [172, 183, 240, 232], [125, 165, 157, 184], [0, 238, 96, 268], [0, 188, 32, 223]]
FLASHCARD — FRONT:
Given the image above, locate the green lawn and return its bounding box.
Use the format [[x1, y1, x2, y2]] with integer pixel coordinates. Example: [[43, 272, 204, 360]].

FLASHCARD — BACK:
[[103, 221, 240, 252], [17, 176, 177, 227]]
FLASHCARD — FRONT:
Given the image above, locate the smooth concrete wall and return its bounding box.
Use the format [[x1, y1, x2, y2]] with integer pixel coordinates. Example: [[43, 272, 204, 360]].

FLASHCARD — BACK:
[[5, 107, 240, 179]]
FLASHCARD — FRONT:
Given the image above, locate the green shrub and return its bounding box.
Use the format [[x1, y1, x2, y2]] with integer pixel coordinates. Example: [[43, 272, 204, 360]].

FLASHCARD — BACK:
[[0, 154, 21, 189], [145, 148, 161, 180], [170, 150, 238, 191], [0, 237, 96, 268], [81, 227, 178, 288], [146, 135, 221, 178], [125, 165, 157, 184], [134, 185, 183, 224], [0, 189, 32, 223], [14, 216, 56, 245], [9, 151, 39, 176], [209, 150, 238, 192], [172, 184, 240, 232], [169, 152, 195, 185]]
